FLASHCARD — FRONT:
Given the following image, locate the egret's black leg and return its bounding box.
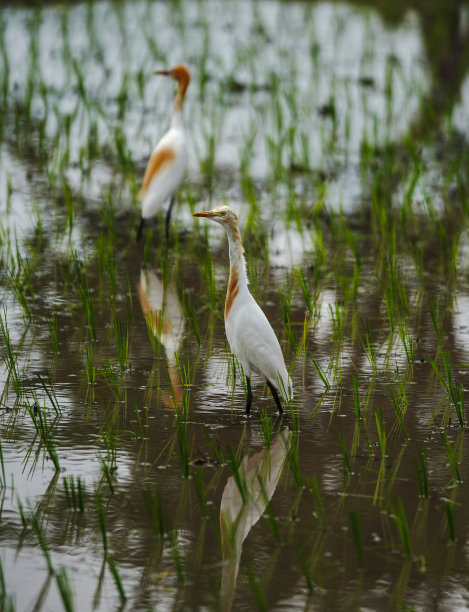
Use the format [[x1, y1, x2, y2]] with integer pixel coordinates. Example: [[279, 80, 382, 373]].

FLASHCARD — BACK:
[[267, 380, 283, 414], [165, 196, 176, 240], [245, 376, 253, 415], [136, 217, 145, 243]]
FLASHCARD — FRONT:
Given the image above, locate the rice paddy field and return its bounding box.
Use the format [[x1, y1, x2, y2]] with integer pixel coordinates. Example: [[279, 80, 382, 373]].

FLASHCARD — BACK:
[[1, 0, 469, 610]]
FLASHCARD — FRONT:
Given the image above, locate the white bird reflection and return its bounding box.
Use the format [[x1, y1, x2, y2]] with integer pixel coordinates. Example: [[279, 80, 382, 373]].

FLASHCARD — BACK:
[[137, 268, 185, 409], [220, 427, 292, 611]]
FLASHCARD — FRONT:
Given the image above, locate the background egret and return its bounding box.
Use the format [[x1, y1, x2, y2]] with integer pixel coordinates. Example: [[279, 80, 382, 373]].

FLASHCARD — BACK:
[[137, 65, 190, 241], [193, 205, 293, 414]]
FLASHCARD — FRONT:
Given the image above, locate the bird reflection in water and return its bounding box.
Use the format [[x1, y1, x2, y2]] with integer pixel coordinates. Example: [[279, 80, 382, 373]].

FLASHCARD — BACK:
[[137, 268, 185, 409], [219, 427, 292, 611]]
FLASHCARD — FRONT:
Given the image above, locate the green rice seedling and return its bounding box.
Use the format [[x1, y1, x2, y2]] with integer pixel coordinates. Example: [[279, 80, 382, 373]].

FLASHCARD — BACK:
[[443, 433, 461, 484], [17, 496, 27, 529], [96, 237, 117, 303], [397, 318, 414, 364], [175, 415, 189, 478], [360, 319, 377, 374], [309, 357, 331, 391], [413, 450, 429, 498], [0, 554, 15, 611], [383, 445, 407, 501], [284, 392, 300, 434], [143, 311, 161, 357], [55, 566, 75, 612], [297, 549, 315, 595], [258, 408, 275, 449], [114, 126, 135, 177], [286, 436, 303, 488], [112, 315, 129, 372], [336, 433, 352, 475], [306, 476, 328, 524], [31, 514, 54, 573], [349, 509, 364, 569], [428, 352, 465, 427], [245, 557, 267, 611], [0, 308, 22, 401], [144, 486, 165, 538], [95, 489, 108, 556], [258, 481, 281, 544], [133, 402, 149, 441], [62, 179, 75, 238], [352, 375, 361, 421], [99, 419, 119, 472], [202, 247, 218, 309], [73, 251, 96, 342], [445, 501, 456, 543], [102, 367, 122, 405], [46, 313, 59, 356], [375, 406, 387, 458], [63, 475, 85, 512], [84, 344, 96, 386], [6, 261, 33, 322], [107, 555, 127, 604], [329, 303, 344, 344], [179, 288, 200, 346], [239, 124, 259, 207], [174, 352, 192, 419], [37, 373, 61, 416], [329, 350, 343, 388], [169, 529, 185, 585], [373, 457, 387, 505], [389, 381, 408, 440], [429, 295, 445, 348], [226, 445, 248, 503], [27, 398, 60, 472], [390, 497, 412, 558], [200, 427, 224, 465], [295, 268, 313, 316], [278, 285, 296, 351], [0, 19, 9, 109], [98, 192, 117, 239], [142, 228, 154, 267]]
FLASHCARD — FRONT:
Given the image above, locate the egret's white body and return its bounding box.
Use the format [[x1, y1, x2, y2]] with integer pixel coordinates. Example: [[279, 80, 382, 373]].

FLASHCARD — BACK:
[[138, 65, 190, 240], [193, 205, 292, 414], [141, 126, 187, 221]]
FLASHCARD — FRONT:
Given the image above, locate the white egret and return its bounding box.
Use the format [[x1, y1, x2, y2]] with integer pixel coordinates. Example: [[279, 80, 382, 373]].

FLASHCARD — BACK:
[[137, 65, 190, 241], [193, 205, 293, 414]]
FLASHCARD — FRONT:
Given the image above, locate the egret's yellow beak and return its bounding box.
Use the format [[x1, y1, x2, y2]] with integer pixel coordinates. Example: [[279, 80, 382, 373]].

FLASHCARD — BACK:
[[193, 211, 216, 218], [155, 69, 172, 76]]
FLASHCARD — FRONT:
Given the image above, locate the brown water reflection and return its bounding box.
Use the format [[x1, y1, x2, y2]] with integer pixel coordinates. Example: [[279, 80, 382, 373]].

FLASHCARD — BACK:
[[138, 267, 185, 410], [220, 427, 292, 611]]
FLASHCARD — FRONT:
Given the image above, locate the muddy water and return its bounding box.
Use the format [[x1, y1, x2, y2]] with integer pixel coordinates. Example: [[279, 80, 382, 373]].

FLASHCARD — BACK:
[[1, 0, 469, 611]]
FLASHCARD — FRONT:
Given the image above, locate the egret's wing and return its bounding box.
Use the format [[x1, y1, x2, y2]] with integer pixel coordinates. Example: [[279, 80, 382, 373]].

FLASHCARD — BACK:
[[228, 298, 289, 387], [140, 129, 187, 217]]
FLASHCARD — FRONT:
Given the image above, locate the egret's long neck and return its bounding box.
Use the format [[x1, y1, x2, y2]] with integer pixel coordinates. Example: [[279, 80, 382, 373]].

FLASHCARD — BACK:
[[171, 81, 188, 126], [225, 222, 248, 318]]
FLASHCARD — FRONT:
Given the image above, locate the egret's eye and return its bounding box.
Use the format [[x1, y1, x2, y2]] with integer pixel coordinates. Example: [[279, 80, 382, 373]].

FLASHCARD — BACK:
[[220, 211, 227, 217]]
